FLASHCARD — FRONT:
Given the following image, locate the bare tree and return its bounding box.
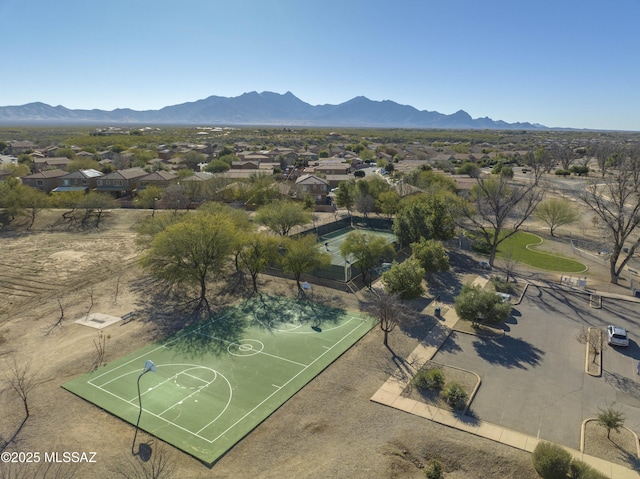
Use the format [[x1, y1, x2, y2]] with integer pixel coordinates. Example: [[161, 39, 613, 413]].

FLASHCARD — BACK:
[[0, 459, 77, 479], [454, 176, 543, 266], [591, 142, 615, 178], [522, 150, 544, 185], [1, 357, 38, 451], [44, 293, 66, 335], [581, 152, 640, 284], [90, 331, 108, 372], [499, 246, 519, 283], [576, 327, 606, 364], [363, 289, 411, 351], [550, 143, 575, 171]]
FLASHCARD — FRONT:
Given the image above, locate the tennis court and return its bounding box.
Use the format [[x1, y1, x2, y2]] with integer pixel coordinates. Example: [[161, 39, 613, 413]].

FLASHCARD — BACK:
[[63, 296, 374, 465], [317, 225, 396, 266]]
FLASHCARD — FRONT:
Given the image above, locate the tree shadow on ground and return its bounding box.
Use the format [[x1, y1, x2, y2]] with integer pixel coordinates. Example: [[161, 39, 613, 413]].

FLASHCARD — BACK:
[[164, 305, 248, 359], [459, 408, 481, 427], [472, 335, 544, 369], [128, 275, 243, 339], [429, 330, 463, 355], [239, 294, 344, 331], [603, 369, 640, 406]]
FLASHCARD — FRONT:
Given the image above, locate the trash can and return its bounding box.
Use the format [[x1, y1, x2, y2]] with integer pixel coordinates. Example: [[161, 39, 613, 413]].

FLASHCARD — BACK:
[[434, 307, 441, 316]]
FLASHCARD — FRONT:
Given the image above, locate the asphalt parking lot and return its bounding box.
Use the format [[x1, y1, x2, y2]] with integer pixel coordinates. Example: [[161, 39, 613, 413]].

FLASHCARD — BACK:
[[432, 283, 640, 449]]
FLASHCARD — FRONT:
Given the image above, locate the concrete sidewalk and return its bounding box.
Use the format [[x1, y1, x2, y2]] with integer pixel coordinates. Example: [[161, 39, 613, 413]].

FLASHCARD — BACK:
[[370, 276, 640, 479]]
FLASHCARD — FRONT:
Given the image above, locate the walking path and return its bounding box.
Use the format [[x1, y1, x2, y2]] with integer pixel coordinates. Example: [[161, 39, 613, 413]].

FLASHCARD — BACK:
[[370, 276, 640, 479]]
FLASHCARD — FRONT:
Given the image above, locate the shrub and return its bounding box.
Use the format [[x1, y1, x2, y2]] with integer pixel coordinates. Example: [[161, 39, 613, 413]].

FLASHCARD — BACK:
[[569, 460, 608, 479], [412, 368, 445, 391], [532, 442, 571, 479], [490, 277, 516, 295], [441, 382, 468, 410], [424, 458, 443, 479], [412, 369, 445, 391]]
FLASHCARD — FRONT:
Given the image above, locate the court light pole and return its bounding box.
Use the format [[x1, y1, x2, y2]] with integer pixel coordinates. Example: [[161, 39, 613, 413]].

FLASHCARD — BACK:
[[131, 359, 156, 455]]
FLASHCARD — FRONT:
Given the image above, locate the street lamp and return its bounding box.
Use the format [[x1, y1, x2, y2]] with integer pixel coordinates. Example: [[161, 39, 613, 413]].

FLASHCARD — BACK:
[[131, 359, 156, 455]]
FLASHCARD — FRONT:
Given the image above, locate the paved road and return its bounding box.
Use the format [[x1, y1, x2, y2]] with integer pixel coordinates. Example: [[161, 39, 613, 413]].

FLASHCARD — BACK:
[[432, 283, 640, 449]]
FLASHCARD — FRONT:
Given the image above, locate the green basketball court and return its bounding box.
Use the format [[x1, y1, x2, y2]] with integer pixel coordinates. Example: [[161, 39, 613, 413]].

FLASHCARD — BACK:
[[63, 296, 374, 465]]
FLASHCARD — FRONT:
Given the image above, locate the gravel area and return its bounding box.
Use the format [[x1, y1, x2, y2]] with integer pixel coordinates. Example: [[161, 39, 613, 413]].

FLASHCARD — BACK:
[[583, 420, 640, 470]]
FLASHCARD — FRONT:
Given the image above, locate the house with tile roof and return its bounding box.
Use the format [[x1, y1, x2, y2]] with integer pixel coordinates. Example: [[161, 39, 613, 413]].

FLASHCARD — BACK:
[[96, 167, 147, 198], [21, 169, 67, 193]]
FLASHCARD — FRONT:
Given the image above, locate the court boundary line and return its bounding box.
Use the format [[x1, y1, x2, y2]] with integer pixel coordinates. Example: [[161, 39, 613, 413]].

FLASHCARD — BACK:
[[83, 312, 369, 445]]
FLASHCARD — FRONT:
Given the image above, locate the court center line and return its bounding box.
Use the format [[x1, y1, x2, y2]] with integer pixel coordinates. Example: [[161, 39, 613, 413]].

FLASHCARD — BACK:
[[85, 312, 370, 445], [196, 319, 367, 437]]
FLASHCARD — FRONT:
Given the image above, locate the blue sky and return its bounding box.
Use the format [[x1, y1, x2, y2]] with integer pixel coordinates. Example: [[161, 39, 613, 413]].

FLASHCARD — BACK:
[[1, 0, 638, 130]]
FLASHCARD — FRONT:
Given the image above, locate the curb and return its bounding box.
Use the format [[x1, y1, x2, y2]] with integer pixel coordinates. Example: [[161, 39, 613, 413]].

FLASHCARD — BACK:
[[584, 327, 602, 377], [580, 418, 640, 457]]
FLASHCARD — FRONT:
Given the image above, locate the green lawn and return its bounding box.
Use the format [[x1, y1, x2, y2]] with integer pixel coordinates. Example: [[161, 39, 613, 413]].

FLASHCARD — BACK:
[[495, 231, 587, 272]]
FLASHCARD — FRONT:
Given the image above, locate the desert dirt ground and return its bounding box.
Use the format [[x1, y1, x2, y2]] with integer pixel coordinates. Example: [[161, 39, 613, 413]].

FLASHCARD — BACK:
[[0, 208, 635, 478]]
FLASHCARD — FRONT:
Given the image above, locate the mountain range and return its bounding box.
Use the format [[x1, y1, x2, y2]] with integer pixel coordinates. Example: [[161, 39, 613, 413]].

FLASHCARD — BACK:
[[0, 91, 546, 129]]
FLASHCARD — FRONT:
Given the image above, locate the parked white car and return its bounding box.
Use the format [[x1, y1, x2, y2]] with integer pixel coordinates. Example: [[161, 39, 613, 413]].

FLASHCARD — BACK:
[[607, 325, 629, 347], [495, 292, 511, 302]]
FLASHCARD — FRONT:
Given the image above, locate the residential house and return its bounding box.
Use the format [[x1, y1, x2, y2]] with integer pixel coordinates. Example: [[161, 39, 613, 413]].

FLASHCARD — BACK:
[[137, 170, 178, 190], [52, 169, 103, 193], [298, 150, 318, 164], [33, 156, 72, 172], [231, 160, 260, 170], [0, 170, 11, 182], [179, 171, 214, 203], [75, 151, 96, 159], [237, 152, 269, 164], [96, 167, 147, 198], [313, 163, 351, 176], [21, 169, 67, 193], [294, 174, 329, 204], [7, 140, 36, 155]]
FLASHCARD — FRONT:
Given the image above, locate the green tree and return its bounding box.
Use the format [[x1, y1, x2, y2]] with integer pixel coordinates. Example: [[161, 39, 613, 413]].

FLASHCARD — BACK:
[[404, 169, 457, 194], [55, 147, 76, 159], [255, 200, 312, 236], [134, 186, 164, 216], [21, 186, 50, 228], [340, 232, 394, 287], [376, 190, 401, 218], [359, 149, 375, 161], [393, 195, 456, 247], [382, 259, 425, 300], [456, 162, 480, 178], [280, 235, 331, 293], [238, 232, 282, 292], [139, 212, 236, 315], [204, 160, 230, 173], [535, 198, 579, 236], [180, 151, 206, 170], [335, 180, 356, 214], [0, 178, 28, 223], [454, 284, 511, 326], [596, 405, 625, 439], [411, 238, 449, 280]]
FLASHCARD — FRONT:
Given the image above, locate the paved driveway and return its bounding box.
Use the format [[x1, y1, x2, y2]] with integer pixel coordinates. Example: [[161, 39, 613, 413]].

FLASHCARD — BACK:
[[432, 283, 640, 449]]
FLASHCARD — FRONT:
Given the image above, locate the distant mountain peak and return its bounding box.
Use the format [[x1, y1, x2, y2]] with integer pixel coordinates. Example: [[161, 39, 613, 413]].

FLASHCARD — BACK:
[[0, 92, 547, 129]]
